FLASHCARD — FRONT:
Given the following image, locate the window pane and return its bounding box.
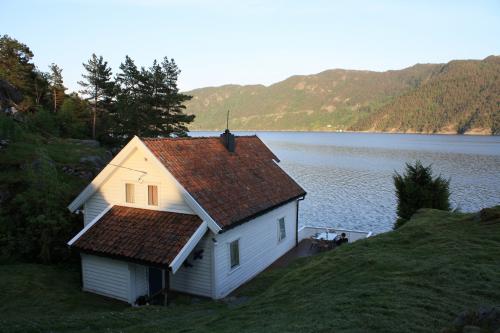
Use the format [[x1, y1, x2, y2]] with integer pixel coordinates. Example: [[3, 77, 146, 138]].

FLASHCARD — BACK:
[[148, 185, 158, 206], [125, 183, 134, 203], [278, 218, 286, 241], [230, 240, 239, 268]]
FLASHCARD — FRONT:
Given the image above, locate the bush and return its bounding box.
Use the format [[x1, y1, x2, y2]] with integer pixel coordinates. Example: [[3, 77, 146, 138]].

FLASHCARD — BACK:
[[393, 161, 451, 229], [27, 107, 60, 137], [0, 150, 79, 263], [57, 95, 90, 138]]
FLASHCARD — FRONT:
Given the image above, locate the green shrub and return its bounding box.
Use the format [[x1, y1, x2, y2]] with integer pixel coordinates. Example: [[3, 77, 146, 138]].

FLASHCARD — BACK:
[[393, 161, 451, 229], [0, 150, 79, 263], [27, 107, 60, 137]]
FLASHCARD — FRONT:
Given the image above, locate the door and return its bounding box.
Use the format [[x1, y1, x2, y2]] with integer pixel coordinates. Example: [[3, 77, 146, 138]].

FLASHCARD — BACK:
[[148, 267, 163, 296]]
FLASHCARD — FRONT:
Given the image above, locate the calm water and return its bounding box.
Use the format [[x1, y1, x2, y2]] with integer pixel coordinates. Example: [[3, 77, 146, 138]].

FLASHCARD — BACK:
[[192, 132, 500, 234]]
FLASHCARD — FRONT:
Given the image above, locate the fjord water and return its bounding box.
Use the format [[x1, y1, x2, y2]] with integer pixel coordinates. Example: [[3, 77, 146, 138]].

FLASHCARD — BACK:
[[192, 132, 500, 233]]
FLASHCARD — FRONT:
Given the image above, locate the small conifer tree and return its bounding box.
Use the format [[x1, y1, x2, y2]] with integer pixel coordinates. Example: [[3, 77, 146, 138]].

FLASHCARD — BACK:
[[393, 161, 451, 229]]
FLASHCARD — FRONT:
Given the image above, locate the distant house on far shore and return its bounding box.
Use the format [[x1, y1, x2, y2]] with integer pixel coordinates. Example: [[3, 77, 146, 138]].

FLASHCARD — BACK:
[[67, 131, 306, 304]]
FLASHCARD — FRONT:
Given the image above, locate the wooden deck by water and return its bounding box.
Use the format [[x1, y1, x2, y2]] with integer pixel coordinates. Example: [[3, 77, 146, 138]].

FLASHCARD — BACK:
[[269, 239, 323, 269]]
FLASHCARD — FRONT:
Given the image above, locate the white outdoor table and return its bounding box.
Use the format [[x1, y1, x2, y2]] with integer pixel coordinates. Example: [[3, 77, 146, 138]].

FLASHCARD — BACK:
[[313, 232, 337, 241]]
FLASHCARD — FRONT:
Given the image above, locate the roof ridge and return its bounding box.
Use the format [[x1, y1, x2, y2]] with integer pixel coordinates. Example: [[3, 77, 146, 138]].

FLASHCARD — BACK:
[[141, 135, 259, 141]]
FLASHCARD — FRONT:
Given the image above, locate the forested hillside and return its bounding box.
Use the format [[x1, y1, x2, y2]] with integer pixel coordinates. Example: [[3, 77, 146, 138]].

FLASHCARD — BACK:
[[354, 56, 500, 134], [185, 56, 500, 135]]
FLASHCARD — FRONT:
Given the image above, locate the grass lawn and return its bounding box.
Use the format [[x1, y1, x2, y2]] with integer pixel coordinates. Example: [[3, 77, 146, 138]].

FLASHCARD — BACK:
[[1, 207, 499, 332]]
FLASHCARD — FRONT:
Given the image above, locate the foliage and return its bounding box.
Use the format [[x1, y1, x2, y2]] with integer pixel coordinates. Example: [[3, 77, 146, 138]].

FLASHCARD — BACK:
[[1, 207, 499, 332], [26, 107, 61, 136], [185, 57, 500, 134], [0, 35, 195, 267], [0, 150, 78, 263], [78, 53, 116, 139], [113, 55, 194, 141], [48, 63, 66, 112], [393, 161, 451, 228], [0, 35, 35, 100], [353, 56, 500, 134], [57, 93, 90, 138]]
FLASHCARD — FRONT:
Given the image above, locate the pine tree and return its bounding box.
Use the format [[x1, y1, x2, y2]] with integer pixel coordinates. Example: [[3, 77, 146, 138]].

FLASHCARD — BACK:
[[48, 63, 66, 112], [154, 57, 194, 137], [0, 35, 45, 111], [78, 54, 115, 139], [393, 161, 451, 229], [114, 55, 194, 141]]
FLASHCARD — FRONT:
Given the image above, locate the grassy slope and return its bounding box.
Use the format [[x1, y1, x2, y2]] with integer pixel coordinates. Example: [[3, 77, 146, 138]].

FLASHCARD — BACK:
[[1, 208, 499, 332]]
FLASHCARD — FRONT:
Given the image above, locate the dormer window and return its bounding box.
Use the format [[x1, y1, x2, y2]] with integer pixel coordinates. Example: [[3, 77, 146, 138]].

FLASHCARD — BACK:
[[148, 185, 158, 206], [125, 183, 135, 203]]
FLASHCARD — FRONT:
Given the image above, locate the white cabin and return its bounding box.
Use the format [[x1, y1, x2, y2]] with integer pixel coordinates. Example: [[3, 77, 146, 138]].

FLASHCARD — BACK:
[[67, 132, 306, 304]]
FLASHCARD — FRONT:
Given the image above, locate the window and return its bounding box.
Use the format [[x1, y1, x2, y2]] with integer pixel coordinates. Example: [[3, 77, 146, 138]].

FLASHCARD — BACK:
[[229, 239, 240, 269], [278, 217, 286, 242], [148, 185, 158, 206], [125, 183, 135, 203]]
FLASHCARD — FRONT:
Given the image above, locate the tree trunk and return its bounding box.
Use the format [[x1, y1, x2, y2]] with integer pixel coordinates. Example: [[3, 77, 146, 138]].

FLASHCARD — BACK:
[[92, 86, 97, 139], [53, 89, 57, 112], [92, 95, 97, 139]]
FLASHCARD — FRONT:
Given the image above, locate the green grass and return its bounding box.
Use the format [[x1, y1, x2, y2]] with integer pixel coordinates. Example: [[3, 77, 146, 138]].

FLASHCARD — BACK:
[[1, 207, 499, 332]]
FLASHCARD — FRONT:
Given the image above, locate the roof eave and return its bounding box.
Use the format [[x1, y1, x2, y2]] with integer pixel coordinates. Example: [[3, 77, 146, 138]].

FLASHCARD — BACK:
[[219, 192, 307, 233]]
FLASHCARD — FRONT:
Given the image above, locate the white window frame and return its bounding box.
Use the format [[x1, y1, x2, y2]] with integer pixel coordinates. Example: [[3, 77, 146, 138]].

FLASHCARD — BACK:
[[146, 183, 160, 207], [125, 182, 135, 204], [228, 238, 240, 271], [277, 217, 286, 243]]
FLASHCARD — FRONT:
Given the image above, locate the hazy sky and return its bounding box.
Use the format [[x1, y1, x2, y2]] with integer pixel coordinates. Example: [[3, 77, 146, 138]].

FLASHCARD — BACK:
[[3, 0, 500, 92]]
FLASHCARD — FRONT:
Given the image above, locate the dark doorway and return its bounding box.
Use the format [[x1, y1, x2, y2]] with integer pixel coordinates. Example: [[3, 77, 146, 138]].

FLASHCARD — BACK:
[[148, 267, 163, 296]]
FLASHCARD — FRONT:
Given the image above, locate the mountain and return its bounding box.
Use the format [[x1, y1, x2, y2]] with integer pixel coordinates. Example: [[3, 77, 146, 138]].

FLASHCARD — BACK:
[[184, 56, 500, 135]]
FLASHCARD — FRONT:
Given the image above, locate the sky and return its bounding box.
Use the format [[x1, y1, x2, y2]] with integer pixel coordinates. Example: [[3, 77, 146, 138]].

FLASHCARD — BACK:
[[2, 0, 500, 92]]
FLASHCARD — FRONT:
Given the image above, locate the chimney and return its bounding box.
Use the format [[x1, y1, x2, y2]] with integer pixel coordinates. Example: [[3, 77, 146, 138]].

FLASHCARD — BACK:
[[220, 129, 236, 152]]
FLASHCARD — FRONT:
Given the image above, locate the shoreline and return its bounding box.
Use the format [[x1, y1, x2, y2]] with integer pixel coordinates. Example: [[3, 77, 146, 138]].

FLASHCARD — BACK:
[[189, 129, 496, 136]]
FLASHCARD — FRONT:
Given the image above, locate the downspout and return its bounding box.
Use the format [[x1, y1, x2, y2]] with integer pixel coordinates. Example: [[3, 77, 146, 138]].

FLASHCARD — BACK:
[[295, 196, 306, 246]]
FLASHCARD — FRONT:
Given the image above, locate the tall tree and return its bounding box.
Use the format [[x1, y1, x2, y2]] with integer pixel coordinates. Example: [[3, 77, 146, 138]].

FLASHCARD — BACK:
[[393, 161, 451, 229], [48, 63, 66, 112], [78, 54, 115, 139], [151, 57, 194, 137], [114, 55, 194, 141], [0, 35, 43, 110]]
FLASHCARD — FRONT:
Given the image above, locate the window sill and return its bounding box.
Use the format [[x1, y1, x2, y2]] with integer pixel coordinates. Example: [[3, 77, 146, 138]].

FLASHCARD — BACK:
[[228, 264, 241, 276]]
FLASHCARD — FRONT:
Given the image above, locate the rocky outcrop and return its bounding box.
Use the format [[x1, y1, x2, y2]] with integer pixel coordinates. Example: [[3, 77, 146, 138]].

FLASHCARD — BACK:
[[0, 79, 22, 110]]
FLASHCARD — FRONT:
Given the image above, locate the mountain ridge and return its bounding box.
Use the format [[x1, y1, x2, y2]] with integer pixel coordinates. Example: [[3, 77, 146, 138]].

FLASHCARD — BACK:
[[184, 56, 499, 135]]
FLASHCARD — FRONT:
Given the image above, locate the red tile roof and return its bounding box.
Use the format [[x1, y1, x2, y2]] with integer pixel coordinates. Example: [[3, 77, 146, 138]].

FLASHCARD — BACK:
[[142, 135, 306, 229], [72, 206, 203, 266]]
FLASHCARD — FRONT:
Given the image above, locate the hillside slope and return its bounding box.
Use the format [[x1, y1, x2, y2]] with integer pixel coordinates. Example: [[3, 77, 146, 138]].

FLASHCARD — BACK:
[[186, 64, 440, 131], [185, 56, 500, 134], [354, 56, 500, 135], [1, 207, 499, 332]]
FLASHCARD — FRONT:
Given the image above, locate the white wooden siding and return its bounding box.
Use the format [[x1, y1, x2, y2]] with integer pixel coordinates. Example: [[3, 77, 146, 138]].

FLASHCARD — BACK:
[[83, 192, 107, 225], [170, 235, 213, 297], [212, 200, 298, 298], [81, 254, 131, 303], [82, 148, 194, 226]]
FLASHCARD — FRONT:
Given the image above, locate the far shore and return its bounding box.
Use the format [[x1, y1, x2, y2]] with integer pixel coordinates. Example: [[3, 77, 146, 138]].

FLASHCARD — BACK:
[[189, 128, 496, 136]]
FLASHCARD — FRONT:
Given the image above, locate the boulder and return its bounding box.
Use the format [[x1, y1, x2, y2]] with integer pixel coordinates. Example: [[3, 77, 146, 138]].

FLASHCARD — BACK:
[[67, 139, 100, 148], [79, 155, 106, 170]]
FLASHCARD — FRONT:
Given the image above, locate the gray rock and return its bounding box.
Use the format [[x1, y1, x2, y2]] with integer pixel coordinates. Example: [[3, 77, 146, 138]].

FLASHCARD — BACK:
[[67, 139, 101, 148], [462, 326, 480, 333], [79, 155, 106, 170]]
